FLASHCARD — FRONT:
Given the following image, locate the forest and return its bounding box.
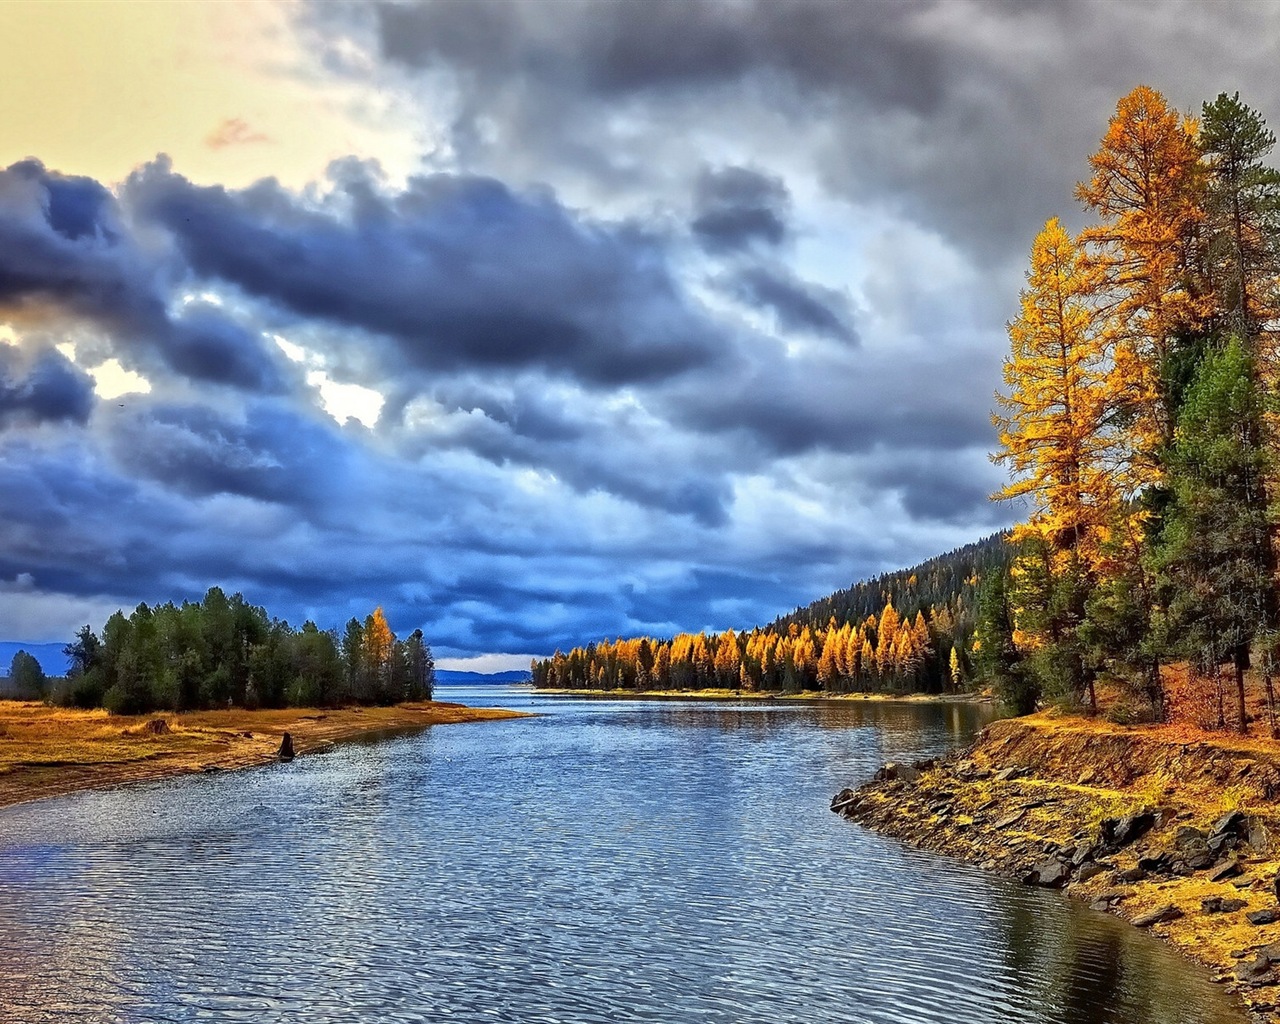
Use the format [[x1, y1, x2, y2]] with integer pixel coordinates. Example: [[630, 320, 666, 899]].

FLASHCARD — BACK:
[[978, 86, 1280, 733], [19, 589, 436, 713], [536, 84, 1280, 726], [530, 534, 1011, 694]]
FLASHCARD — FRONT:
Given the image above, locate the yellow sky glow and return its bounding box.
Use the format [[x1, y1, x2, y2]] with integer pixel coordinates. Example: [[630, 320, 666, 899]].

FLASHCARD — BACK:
[[0, 1, 412, 189]]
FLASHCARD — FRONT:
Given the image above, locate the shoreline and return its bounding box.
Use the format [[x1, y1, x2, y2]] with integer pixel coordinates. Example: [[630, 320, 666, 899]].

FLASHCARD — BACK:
[[834, 713, 1280, 1023], [0, 699, 530, 811], [532, 687, 986, 704]]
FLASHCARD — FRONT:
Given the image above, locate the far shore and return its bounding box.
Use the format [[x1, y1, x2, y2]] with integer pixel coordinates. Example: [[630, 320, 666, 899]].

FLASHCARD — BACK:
[[0, 699, 530, 811], [532, 686, 987, 704]]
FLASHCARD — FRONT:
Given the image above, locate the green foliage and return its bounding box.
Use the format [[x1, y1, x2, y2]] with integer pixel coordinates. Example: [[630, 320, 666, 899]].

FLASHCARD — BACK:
[[1154, 338, 1272, 675], [6, 650, 47, 698], [54, 590, 435, 715], [975, 569, 1037, 715]]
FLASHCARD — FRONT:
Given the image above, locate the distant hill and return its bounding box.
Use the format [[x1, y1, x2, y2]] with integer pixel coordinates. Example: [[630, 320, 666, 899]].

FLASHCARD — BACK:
[[435, 669, 531, 685], [771, 531, 1012, 634], [0, 642, 68, 677]]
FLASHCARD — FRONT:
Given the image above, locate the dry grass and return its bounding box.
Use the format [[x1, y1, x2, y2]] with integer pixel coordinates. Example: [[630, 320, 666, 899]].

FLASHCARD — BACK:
[[0, 700, 528, 809]]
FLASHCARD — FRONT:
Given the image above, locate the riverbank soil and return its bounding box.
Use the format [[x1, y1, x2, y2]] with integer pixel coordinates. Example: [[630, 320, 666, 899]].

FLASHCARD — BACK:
[[0, 700, 528, 810], [834, 711, 1280, 1023]]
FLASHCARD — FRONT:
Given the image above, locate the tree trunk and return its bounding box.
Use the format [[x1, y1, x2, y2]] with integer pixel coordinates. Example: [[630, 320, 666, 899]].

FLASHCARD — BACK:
[[1264, 663, 1279, 739], [1235, 649, 1249, 735], [1216, 664, 1227, 730]]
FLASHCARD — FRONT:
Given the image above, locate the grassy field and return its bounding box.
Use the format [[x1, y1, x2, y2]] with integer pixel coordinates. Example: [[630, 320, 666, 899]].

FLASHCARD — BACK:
[[0, 700, 529, 809]]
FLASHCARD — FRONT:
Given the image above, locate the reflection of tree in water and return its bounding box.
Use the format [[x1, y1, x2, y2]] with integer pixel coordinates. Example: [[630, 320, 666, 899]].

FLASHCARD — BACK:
[[993, 888, 1243, 1024]]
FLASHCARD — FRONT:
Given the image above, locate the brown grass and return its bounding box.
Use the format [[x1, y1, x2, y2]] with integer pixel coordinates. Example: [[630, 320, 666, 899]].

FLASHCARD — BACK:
[[0, 700, 529, 809]]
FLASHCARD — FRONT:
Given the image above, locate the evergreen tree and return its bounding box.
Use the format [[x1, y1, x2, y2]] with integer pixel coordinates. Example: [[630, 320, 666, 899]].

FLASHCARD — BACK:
[[1154, 338, 1274, 733]]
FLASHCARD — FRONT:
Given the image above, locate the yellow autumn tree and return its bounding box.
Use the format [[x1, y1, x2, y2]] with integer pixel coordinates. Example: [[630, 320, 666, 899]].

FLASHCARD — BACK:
[[1076, 84, 1206, 466], [362, 606, 395, 698], [993, 217, 1126, 570]]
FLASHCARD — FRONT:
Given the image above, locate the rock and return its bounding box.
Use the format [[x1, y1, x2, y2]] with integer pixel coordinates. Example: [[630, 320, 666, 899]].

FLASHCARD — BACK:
[[1027, 860, 1072, 888], [1202, 896, 1249, 914], [1175, 826, 1209, 848], [278, 732, 295, 762], [1095, 887, 1127, 903], [995, 809, 1027, 830], [1115, 866, 1148, 884], [1108, 811, 1157, 848], [1237, 955, 1274, 983], [1138, 852, 1173, 874], [1187, 850, 1216, 871], [1211, 859, 1244, 883], [142, 718, 170, 735], [1213, 810, 1248, 838], [831, 789, 859, 813], [1208, 832, 1239, 856], [1132, 904, 1183, 927], [875, 762, 921, 784], [1071, 843, 1095, 867], [1257, 942, 1280, 963], [1089, 899, 1112, 912], [1077, 862, 1107, 882], [995, 766, 1026, 782], [1247, 909, 1280, 926]]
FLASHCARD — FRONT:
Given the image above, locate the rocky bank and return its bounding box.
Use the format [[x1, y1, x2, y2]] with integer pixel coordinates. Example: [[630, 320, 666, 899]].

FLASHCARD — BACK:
[[833, 714, 1280, 1023]]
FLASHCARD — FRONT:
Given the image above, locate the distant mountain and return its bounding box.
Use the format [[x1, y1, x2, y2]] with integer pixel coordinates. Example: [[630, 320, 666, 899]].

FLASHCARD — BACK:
[[0, 642, 69, 677], [435, 669, 531, 685]]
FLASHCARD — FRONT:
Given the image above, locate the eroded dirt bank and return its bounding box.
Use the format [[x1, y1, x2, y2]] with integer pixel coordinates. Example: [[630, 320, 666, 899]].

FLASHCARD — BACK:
[[834, 714, 1280, 1023]]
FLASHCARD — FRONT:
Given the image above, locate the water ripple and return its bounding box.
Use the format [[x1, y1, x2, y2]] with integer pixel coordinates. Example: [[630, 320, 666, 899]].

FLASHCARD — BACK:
[[0, 693, 1246, 1024]]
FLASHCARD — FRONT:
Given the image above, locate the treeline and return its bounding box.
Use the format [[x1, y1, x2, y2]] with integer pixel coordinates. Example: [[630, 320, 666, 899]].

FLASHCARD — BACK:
[[532, 536, 1010, 694], [980, 86, 1280, 732], [50, 588, 434, 714]]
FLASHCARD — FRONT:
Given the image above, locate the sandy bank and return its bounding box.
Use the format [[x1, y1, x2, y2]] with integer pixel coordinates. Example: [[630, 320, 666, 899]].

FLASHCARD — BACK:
[[0, 700, 529, 810], [834, 713, 1280, 1023]]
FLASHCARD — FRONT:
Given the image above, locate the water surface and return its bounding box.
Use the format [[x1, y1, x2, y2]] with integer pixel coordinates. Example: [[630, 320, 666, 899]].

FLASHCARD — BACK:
[[0, 689, 1245, 1023]]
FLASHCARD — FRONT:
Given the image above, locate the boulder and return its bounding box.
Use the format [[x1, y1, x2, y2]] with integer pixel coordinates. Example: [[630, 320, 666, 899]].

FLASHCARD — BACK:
[[1247, 909, 1280, 926], [994, 766, 1026, 782], [1132, 904, 1183, 928], [278, 732, 295, 762], [1115, 866, 1148, 884], [1077, 862, 1107, 882], [830, 789, 859, 814], [1210, 859, 1244, 883], [1027, 860, 1072, 888], [1112, 811, 1157, 847], [1236, 954, 1274, 984], [1202, 896, 1248, 914]]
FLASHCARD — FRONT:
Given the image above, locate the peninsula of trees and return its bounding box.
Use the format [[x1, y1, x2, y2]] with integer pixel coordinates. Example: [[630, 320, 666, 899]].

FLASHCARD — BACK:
[[979, 86, 1280, 732], [43, 589, 435, 714]]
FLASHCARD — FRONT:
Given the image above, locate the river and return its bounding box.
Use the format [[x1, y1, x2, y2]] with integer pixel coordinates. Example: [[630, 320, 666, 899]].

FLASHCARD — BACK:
[[0, 688, 1245, 1023]]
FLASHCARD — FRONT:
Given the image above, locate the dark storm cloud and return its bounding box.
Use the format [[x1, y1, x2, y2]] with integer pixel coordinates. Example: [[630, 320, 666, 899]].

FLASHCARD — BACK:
[[729, 267, 856, 343], [0, 160, 286, 393], [375, 0, 949, 109], [692, 165, 789, 252], [105, 401, 346, 506], [0, 347, 94, 429], [354, 0, 1280, 263], [126, 159, 726, 387]]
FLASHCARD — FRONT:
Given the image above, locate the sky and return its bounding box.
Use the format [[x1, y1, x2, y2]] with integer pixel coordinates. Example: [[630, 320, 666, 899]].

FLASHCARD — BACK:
[[3, 0, 1280, 671]]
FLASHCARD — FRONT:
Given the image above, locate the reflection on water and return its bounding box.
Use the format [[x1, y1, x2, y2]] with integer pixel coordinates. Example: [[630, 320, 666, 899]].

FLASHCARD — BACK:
[[0, 690, 1246, 1023]]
